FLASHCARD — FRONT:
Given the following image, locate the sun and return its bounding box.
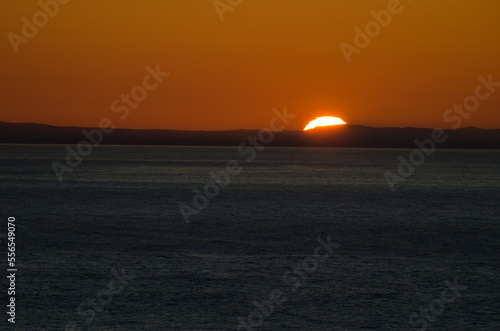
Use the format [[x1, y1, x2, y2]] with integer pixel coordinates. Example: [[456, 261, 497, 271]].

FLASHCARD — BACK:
[[304, 116, 346, 131]]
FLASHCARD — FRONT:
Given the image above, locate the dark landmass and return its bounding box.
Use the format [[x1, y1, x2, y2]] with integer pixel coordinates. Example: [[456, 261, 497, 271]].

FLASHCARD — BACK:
[[1, 122, 499, 148]]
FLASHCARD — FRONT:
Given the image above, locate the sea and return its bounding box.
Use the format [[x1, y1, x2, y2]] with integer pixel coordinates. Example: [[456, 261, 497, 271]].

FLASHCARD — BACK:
[[0, 144, 499, 330]]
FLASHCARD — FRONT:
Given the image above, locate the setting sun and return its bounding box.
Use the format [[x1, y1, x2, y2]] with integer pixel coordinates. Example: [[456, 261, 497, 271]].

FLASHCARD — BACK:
[[304, 116, 346, 131]]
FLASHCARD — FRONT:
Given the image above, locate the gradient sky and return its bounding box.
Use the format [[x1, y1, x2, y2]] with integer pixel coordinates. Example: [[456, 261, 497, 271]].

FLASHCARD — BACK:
[[1, 0, 500, 131]]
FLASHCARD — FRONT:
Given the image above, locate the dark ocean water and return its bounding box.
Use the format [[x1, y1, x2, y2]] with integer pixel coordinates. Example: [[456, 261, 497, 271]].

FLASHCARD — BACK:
[[0, 144, 499, 330]]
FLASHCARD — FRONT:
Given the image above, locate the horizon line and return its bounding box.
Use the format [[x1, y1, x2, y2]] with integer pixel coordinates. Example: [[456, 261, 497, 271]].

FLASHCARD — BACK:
[[0, 121, 497, 132]]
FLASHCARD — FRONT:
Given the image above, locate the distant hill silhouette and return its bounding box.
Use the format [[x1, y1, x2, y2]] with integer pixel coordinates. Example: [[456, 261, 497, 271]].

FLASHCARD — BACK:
[[1, 122, 499, 148]]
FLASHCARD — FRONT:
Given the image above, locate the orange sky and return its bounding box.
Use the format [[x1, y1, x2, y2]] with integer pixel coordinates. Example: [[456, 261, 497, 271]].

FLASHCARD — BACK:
[[1, 0, 500, 131]]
